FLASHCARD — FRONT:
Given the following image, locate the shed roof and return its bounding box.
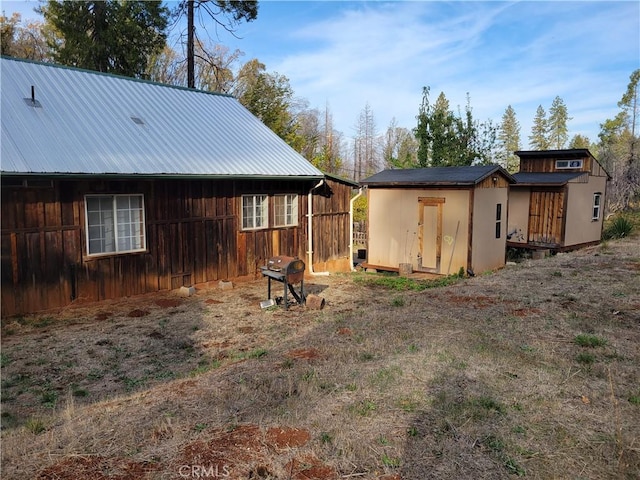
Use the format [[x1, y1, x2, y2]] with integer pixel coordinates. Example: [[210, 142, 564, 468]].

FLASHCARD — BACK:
[[360, 165, 515, 187], [515, 149, 595, 160], [0, 57, 323, 179], [512, 172, 588, 186]]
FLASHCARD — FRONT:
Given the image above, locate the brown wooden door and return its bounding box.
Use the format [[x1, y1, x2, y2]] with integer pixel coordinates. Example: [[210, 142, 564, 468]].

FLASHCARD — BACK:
[[528, 191, 565, 246]]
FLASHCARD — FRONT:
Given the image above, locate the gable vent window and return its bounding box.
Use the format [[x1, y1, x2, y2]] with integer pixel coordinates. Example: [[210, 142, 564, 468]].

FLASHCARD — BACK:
[[556, 159, 582, 169], [85, 194, 146, 255]]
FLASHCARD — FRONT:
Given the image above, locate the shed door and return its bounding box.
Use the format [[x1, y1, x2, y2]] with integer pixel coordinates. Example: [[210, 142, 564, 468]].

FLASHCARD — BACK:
[[417, 197, 445, 273], [528, 191, 565, 246]]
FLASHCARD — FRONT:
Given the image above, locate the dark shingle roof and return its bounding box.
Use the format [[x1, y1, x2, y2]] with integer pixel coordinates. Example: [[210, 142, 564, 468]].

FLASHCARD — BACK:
[[360, 165, 514, 186], [512, 172, 587, 186]]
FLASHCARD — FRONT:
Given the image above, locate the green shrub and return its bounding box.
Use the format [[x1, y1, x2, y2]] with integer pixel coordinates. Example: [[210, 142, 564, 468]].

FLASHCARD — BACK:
[[574, 334, 607, 348], [603, 214, 633, 240]]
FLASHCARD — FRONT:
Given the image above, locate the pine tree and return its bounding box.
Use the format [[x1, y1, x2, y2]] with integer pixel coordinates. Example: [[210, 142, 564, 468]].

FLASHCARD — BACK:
[[529, 105, 549, 150], [42, 1, 169, 78], [497, 105, 521, 172], [548, 96, 571, 149]]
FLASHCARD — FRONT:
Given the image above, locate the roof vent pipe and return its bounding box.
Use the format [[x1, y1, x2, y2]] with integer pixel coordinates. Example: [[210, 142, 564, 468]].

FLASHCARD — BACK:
[[31, 85, 35, 105]]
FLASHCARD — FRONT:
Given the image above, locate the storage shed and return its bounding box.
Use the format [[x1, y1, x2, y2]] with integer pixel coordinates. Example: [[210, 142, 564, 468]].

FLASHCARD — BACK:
[[507, 149, 610, 251], [360, 165, 515, 276], [1, 57, 355, 316]]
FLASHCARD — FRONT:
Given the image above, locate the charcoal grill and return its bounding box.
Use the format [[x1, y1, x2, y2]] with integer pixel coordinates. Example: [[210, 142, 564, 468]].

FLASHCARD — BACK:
[[260, 256, 306, 309]]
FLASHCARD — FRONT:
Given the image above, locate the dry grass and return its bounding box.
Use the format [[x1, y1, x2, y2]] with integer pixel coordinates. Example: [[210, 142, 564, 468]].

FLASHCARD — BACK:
[[1, 232, 639, 479]]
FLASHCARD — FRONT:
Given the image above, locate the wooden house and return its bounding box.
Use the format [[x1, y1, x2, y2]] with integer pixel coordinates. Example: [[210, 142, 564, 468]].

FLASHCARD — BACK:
[[360, 165, 515, 275], [1, 57, 356, 316], [507, 149, 609, 251]]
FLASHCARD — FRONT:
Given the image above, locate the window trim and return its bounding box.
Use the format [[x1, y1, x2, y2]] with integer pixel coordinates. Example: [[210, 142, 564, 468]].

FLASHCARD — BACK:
[[592, 192, 602, 221], [556, 159, 583, 169], [242, 194, 269, 230], [85, 194, 146, 257], [273, 194, 299, 227]]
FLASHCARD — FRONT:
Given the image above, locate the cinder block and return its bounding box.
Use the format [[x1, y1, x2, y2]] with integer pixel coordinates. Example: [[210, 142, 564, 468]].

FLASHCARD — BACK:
[[179, 285, 196, 297]]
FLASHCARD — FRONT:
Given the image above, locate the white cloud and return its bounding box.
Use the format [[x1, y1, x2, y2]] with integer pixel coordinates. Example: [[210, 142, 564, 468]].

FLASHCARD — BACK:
[[268, 1, 639, 145]]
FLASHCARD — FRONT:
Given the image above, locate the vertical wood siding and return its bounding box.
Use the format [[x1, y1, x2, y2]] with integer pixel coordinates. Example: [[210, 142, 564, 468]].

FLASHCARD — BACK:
[[1, 176, 352, 316], [528, 190, 566, 245]]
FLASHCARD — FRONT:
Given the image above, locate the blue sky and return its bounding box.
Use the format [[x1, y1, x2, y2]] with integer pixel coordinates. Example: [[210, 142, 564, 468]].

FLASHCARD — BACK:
[[4, 1, 640, 147]]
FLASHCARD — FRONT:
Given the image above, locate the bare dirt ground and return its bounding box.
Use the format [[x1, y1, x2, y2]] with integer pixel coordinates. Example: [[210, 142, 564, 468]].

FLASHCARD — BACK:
[[1, 235, 639, 479]]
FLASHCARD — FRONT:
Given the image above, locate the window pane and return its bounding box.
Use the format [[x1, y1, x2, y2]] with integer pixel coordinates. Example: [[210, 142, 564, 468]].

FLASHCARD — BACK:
[[242, 195, 267, 229], [86, 195, 144, 255], [274, 194, 297, 226], [86, 196, 115, 254]]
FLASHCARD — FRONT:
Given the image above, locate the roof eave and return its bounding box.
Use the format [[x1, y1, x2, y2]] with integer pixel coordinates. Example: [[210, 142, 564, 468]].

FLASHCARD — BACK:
[[0, 171, 325, 181]]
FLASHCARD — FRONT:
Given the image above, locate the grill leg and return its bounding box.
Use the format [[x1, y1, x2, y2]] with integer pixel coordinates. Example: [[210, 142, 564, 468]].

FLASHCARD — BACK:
[[283, 281, 288, 310]]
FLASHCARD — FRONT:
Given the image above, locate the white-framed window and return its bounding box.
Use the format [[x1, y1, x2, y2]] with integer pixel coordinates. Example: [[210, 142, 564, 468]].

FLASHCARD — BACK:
[[592, 192, 602, 220], [274, 194, 298, 227], [242, 194, 268, 230], [556, 159, 583, 169], [85, 194, 146, 255]]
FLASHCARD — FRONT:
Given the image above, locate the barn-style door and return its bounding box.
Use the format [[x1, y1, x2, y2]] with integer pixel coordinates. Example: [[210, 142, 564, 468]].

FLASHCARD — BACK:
[[417, 197, 445, 273], [528, 191, 565, 246]]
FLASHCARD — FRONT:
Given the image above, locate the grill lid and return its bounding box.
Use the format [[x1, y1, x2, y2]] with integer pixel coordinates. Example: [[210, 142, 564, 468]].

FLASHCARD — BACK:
[[267, 256, 305, 274]]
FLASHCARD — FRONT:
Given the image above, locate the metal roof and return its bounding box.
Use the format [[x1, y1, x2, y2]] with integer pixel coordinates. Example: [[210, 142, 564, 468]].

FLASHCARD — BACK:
[[512, 172, 588, 186], [1, 57, 323, 179], [360, 165, 515, 187]]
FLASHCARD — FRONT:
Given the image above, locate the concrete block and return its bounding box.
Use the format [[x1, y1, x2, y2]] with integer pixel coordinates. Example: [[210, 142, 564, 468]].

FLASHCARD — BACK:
[[179, 285, 196, 297]]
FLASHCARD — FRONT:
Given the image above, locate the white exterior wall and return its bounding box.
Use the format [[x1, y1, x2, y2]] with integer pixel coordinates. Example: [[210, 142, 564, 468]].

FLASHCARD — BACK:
[[507, 189, 531, 244], [367, 188, 470, 274], [472, 187, 510, 273], [564, 177, 608, 246]]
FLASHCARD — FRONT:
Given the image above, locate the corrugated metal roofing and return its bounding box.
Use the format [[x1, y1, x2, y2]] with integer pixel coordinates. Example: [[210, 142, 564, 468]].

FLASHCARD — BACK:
[[360, 165, 514, 186], [1, 57, 323, 178], [512, 172, 587, 186]]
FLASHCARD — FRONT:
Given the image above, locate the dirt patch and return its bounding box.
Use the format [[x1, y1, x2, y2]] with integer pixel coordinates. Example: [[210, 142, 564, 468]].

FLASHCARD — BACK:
[[285, 454, 337, 480], [155, 298, 182, 309], [286, 348, 322, 360], [127, 309, 150, 318], [266, 426, 311, 449], [35, 456, 159, 480]]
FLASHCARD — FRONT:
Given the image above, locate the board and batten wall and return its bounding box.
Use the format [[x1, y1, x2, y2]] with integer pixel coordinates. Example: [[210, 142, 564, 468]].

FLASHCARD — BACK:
[[1, 176, 353, 316]]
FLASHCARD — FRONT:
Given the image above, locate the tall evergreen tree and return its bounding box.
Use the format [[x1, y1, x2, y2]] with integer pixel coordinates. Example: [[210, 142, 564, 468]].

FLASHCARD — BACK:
[[497, 105, 521, 172], [529, 105, 549, 150], [41, 0, 169, 77], [236, 59, 298, 146], [41, 1, 169, 78], [548, 96, 571, 149], [415, 87, 496, 166], [568, 134, 592, 149]]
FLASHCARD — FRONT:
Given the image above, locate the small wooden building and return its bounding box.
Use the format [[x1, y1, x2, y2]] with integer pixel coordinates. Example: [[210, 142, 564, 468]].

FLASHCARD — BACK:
[[360, 165, 515, 275], [1, 58, 355, 316], [507, 149, 610, 251]]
